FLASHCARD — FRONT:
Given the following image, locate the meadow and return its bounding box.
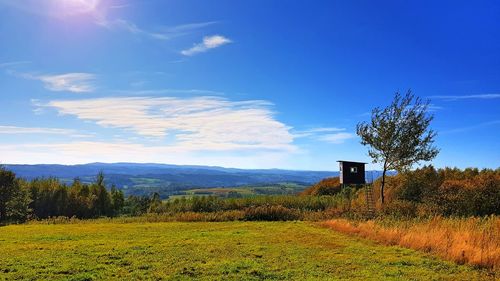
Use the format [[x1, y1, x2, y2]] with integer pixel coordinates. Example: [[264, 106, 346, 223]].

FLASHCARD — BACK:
[[0, 221, 494, 280]]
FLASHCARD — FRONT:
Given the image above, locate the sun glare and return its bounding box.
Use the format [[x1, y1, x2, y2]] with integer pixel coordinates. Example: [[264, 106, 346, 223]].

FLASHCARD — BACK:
[[54, 0, 99, 16]]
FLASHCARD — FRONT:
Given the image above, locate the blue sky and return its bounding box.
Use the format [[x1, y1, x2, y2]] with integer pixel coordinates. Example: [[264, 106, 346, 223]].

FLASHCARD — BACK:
[[0, 0, 499, 170]]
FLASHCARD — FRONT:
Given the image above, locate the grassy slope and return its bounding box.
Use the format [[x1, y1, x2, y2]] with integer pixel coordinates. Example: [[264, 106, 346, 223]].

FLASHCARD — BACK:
[[0, 222, 491, 281]]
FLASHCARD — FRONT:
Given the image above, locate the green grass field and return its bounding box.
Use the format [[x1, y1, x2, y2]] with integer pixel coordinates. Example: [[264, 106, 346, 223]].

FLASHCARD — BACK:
[[169, 183, 308, 200], [0, 221, 492, 280]]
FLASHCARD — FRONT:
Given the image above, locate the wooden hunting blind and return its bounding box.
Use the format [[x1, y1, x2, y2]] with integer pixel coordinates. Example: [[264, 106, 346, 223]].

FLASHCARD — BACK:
[[337, 160, 366, 185]]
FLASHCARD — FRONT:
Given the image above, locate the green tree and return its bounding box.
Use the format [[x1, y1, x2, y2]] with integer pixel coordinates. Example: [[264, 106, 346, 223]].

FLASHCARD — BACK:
[[147, 192, 162, 213], [0, 168, 18, 222], [356, 90, 439, 203], [110, 185, 125, 216], [28, 178, 66, 218], [68, 178, 93, 218], [0, 168, 31, 222], [91, 172, 112, 217], [5, 180, 31, 222], [123, 195, 151, 216]]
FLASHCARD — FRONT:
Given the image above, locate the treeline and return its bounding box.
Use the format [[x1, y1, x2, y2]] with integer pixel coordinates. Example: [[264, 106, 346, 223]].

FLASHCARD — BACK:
[[0, 168, 157, 223], [299, 166, 500, 218], [0, 165, 347, 223], [1, 166, 498, 224], [351, 166, 500, 218]]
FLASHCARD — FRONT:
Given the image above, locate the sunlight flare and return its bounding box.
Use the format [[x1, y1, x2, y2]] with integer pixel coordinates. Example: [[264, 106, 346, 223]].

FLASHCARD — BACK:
[[52, 0, 100, 16]]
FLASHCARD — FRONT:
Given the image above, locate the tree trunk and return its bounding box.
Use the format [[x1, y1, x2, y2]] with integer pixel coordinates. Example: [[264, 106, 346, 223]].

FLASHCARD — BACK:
[[380, 167, 387, 204]]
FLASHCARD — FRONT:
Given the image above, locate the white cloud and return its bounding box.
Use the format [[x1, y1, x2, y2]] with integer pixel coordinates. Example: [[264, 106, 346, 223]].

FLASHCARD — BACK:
[[39, 73, 96, 93], [39, 96, 295, 152], [316, 132, 355, 144], [21, 72, 96, 93], [430, 94, 500, 100], [181, 35, 232, 56], [0, 141, 295, 168], [0, 125, 71, 135], [0, 125, 93, 138]]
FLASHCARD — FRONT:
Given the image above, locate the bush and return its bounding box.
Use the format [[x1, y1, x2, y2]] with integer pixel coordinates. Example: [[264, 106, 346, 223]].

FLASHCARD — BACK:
[[174, 211, 245, 222], [381, 200, 418, 218], [373, 166, 500, 218], [243, 205, 300, 221]]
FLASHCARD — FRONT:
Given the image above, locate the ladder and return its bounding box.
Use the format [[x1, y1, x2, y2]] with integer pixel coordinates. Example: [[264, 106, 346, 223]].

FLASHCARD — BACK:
[[365, 184, 376, 218]]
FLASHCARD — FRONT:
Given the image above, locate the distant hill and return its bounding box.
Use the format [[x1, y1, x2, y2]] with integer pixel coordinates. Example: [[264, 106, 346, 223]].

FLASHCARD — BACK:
[[3, 163, 387, 197], [3, 163, 336, 196]]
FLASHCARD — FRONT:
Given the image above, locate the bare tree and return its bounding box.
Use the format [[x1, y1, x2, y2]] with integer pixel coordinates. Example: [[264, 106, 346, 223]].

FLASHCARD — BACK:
[[357, 90, 439, 204]]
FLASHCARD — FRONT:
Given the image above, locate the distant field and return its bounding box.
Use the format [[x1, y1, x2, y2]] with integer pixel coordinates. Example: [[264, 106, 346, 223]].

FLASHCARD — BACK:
[[173, 183, 308, 198], [0, 221, 492, 280]]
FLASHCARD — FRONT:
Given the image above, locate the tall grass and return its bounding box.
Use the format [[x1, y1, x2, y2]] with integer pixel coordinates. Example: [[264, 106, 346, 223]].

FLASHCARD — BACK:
[[322, 216, 500, 270], [160, 195, 346, 213], [26, 206, 346, 224]]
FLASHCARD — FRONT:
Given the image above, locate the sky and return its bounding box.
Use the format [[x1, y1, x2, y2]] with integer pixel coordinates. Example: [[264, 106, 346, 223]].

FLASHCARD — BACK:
[[0, 0, 499, 171]]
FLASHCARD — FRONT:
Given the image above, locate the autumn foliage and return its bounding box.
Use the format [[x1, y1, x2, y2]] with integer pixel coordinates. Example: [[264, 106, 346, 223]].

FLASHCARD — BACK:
[[301, 177, 341, 196], [343, 166, 500, 218]]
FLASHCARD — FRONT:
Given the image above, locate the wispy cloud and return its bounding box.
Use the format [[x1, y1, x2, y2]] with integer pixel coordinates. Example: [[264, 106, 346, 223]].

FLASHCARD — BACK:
[[109, 3, 131, 10], [0, 1, 216, 42], [441, 120, 500, 134], [0, 61, 31, 68], [181, 35, 232, 56], [112, 88, 224, 96], [293, 127, 346, 138], [0, 125, 92, 138], [38, 96, 295, 152], [96, 19, 217, 41], [19, 72, 96, 93], [316, 132, 356, 144], [96, 18, 165, 39], [430, 94, 500, 101], [293, 127, 355, 144], [160, 21, 218, 38], [425, 104, 443, 112]]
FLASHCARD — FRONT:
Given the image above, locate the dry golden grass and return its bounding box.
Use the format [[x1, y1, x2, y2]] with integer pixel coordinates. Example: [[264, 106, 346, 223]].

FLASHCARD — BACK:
[[322, 216, 500, 271]]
